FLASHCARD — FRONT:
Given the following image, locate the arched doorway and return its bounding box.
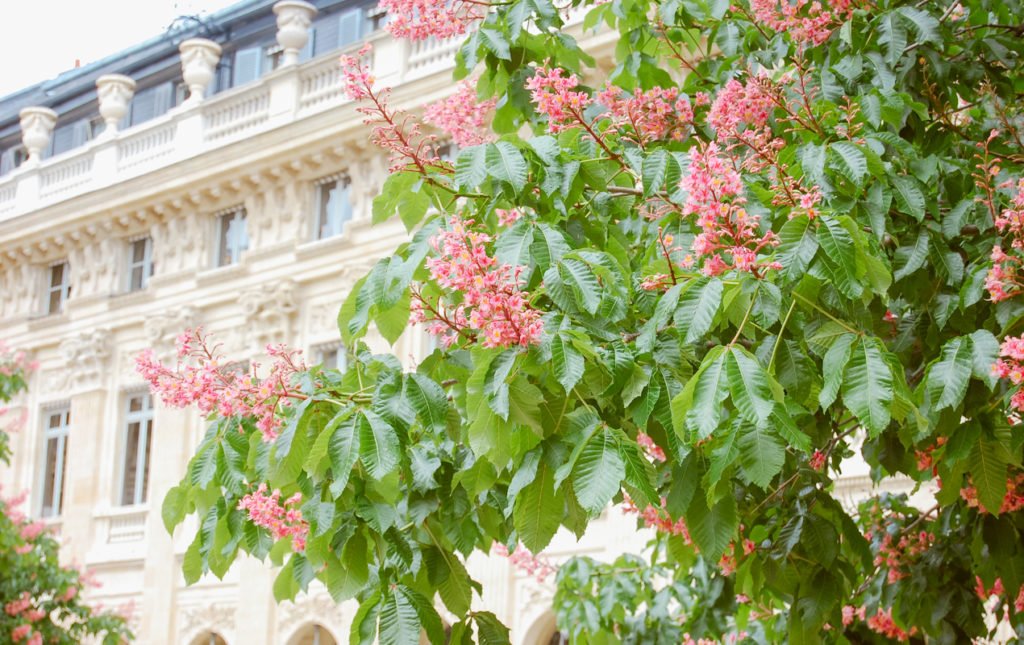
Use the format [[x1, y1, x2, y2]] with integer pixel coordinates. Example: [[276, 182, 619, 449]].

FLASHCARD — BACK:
[[287, 623, 339, 645], [189, 633, 228, 645]]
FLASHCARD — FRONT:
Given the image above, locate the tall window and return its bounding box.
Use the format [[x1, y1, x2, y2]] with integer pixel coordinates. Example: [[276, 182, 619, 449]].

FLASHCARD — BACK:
[[317, 177, 354, 239], [39, 407, 70, 518], [120, 393, 153, 506], [317, 344, 350, 372], [217, 209, 249, 267], [47, 261, 71, 314], [127, 237, 154, 291]]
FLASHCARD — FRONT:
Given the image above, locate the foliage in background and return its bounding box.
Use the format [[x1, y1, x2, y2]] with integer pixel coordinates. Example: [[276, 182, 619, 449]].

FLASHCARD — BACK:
[[0, 346, 132, 645], [153, 0, 1024, 642]]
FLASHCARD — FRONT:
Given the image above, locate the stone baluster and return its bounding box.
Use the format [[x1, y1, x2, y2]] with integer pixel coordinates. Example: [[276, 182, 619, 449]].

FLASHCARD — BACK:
[[273, 1, 317, 67], [95, 74, 136, 138], [18, 107, 57, 166], [178, 38, 222, 105]]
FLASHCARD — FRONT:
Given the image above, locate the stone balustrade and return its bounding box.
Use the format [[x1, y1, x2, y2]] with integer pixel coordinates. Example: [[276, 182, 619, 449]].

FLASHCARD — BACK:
[[0, 13, 461, 225]]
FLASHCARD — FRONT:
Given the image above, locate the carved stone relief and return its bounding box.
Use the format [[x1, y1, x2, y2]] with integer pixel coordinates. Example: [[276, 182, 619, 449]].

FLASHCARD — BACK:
[[68, 237, 120, 298], [238, 279, 298, 350], [152, 212, 206, 275], [277, 593, 344, 641], [350, 155, 387, 222], [0, 263, 37, 318], [247, 182, 302, 250], [144, 306, 199, 362], [58, 329, 112, 392], [179, 602, 237, 642]]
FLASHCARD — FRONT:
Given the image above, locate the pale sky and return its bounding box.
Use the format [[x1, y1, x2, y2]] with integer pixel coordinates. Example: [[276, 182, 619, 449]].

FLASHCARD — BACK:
[[0, 0, 243, 97]]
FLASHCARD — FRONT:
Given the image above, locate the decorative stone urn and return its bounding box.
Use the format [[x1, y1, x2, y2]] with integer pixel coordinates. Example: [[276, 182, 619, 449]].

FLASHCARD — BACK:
[[273, 0, 317, 66], [18, 107, 58, 165], [178, 38, 222, 104], [95, 74, 136, 138]]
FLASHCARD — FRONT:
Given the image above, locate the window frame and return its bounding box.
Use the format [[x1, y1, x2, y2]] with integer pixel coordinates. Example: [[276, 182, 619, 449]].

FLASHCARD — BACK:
[[38, 405, 70, 518], [216, 208, 249, 267], [315, 174, 355, 240], [118, 392, 154, 507], [46, 260, 71, 315], [126, 236, 154, 291]]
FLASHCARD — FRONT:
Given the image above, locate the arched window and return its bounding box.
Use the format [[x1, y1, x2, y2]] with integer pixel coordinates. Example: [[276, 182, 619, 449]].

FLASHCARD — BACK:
[[288, 623, 338, 645], [189, 633, 227, 645], [522, 611, 569, 645]]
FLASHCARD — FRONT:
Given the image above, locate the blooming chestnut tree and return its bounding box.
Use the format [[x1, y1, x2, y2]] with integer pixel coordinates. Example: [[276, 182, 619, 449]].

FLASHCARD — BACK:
[[0, 347, 132, 645], [153, 0, 1024, 641]]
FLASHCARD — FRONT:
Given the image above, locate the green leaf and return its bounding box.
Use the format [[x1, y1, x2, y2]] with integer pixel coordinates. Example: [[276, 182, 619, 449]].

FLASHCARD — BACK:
[[182, 533, 203, 584], [405, 373, 449, 434], [675, 278, 723, 343], [358, 410, 400, 479], [514, 459, 562, 553], [969, 436, 1010, 515], [829, 142, 868, 187], [475, 612, 512, 645], [642, 149, 669, 197], [378, 587, 421, 645], [816, 217, 861, 299], [486, 142, 528, 192], [775, 215, 819, 282], [618, 433, 658, 506], [728, 347, 775, 426], [372, 172, 431, 231], [927, 336, 973, 411], [572, 427, 626, 514], [686, 492, 737, 561], [426, 548, 473, 616], [327, 533, 370, 602], [673, 346, 729, 441], [328, 415, 360, 496], [162, 484, 189, 533], [400, 585, 445, 644], [455, 145, 488, 189], [551, 332, 585, 393], [819, 333, 855, 409], [893, 230, 929, 280], [737, 423, 786, 489], [189, 440, 218, 488], [559, 258, 601, 314], [843, 338, 893, 436], [970, 330, 1000, 389], [890, 174, 927, 221]]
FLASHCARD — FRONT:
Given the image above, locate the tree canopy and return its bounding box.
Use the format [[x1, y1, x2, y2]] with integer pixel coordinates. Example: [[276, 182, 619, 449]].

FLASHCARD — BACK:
[[151, 0, 1024, 641]]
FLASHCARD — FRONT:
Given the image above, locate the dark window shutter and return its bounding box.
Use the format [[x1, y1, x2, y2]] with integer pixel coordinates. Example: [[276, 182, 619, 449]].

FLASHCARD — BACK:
[[50, 123, 77, 156], [233, 47, 262, 86], [338, 8, 364, 47], [130, 87, 159, 126], [312, 16, 340, 56]]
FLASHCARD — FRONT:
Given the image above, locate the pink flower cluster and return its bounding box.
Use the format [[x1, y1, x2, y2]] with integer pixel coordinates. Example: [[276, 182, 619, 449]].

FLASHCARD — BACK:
[[423, 81, 496, 148], [749, 0, 857, 46], [622, 495, 692, 543], [960, 472, 1024, 514], [596, 85, 694, 144], [492, 542, 557, 582], [413, 217, 543, 348], [10, 624, 41, 645], [864, 607, 917, 642], [991, 333, 1024, 413], [809, 449, 826, 471], [340, 44, 441, 174], [526, 66, 592, 133], [0, 341, 37, 377], [636, 432, 666, 462], [873, 529, 935, 584], [136, 329, 306, 441], [708, 78, 774, 141], [986, 178, 1024, 302], [379, 0, 483, 41], [237, 483, 309, 551], [495, 208, 523, 227], [680, 143, 781, 277]]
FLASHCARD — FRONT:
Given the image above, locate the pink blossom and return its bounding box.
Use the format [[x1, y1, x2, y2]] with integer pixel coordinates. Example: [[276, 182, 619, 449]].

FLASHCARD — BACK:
[[749, 0, 857, 46], [57, 586, 78, 602], [492, 542, 557, 582], [11, 625, 32, 643], [987, 179, 1024, 302], [865, 607, 916, 642], [525, 66, 592, 133], [424, 81, 496, 148], [708, 78, 774, 141], [413, 217, 544, 349], [809, 449, 826, 472], [596, 84, 694, 144], [136, 330, 306, 441], [622, 494, 692, 542], [5, 593, 31, 616], [237, 483, 309, 551], [19, 521, 44, 541], [380, 0, 483, 41], [495, 209, 524, 227], [636, 433, 667, 462]]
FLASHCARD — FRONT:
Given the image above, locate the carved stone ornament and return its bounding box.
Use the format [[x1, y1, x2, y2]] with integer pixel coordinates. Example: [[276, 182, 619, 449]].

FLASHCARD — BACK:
[[58, 329, 112, 392], [152, 213, 204, 275], [179, 39, 222, 105], [277, 593, 343, 638], [19, 106, 58, 165], [68, 238, 119, 298], [246, 183, 300, 251], [95, 74, 136, 138], [239, 279, 298, 349], [273, 1, 318, 66], [144, 305, 199, 362], [0, 263, 35, 318], [180, 602, 237, 640]]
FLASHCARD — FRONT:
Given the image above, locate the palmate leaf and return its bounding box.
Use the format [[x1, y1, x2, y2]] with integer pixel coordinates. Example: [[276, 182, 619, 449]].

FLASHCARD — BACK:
[[513, 459, 562, 553], [571, 427, 626, 514], [737, 423, 786, 489], [675, 277, 723, 343], [775, 215, 819, 282], [819, 333, 855, 410], [358, 410, 400, 480], [968, 435, 1010, 515], [816, 217, 862, 299], [378, 586, 422, 645], [485, 141, 528, 191], [686, 492, 737, 561], [671, 345, 729, 441], [551, 331, 585, 392], [969, 330, 1000, 389], [842, 337, 893, 436], [727, 347, 775, 426], [927, 336, 973, 411]]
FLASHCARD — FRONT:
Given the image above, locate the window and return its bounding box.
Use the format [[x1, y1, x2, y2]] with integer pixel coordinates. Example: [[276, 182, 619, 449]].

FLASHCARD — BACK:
[[316, 177, 354, 239], [189, 633, 228, 645], [119, 393, 153, 506], [216, 209, 249, 266], [0, 146, 27, 176], [312, 9, 368, 56], [39, 407, 70, 518], [47, 261, 71, 315], [263, 44, 285, 73], [318, 345, 349, 371], [128, 84, 173, 127], [233, 46, 263, 86], [368, 5, 389, 32], [127, 237, 154, 291], [291, 624, 338, 645], [49, 119, 91, 157]]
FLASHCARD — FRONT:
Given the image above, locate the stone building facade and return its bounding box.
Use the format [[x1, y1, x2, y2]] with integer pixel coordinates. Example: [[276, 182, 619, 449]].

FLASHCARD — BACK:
[[0, 2, 923, 643]]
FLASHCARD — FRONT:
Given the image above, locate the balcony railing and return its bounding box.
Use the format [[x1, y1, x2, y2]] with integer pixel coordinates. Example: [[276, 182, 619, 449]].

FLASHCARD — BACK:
[[0, 32, 456, 224]]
